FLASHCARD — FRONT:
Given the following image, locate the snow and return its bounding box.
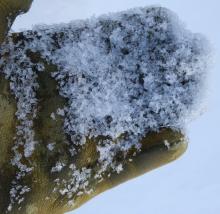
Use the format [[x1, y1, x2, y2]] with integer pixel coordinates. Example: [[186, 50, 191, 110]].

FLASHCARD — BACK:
[[0, 6, 211, 212], [50, 112, 56, 120], [164, 140, 171, 150], [3, 7, 210, 147], [12, 1, 220, 214], [51, 162, 66, 173], [55, 165, 93, 201], [47, 143, 55, 151]]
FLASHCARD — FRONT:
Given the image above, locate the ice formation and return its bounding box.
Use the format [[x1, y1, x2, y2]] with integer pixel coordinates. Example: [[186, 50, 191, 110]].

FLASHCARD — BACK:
[[0, 6, 210, 211]]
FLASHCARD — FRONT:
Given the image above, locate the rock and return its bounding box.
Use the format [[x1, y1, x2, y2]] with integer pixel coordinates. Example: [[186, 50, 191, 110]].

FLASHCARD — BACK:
[[0, 0, 33, 43]]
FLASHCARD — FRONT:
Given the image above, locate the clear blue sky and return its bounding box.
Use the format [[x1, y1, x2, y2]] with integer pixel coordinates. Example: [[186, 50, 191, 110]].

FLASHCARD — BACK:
[[13, 1, 220, 213]]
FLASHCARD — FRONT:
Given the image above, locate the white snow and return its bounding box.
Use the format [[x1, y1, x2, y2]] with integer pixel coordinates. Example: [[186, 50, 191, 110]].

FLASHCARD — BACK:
[[50, 112, 56, 120], [47, 143, 55, 151], [2, 7, 210, 148], [51, 162, 66, 173]]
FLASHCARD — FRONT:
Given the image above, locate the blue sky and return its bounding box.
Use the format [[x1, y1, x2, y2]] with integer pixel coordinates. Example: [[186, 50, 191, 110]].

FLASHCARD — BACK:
[[13, 1, 220, 213]]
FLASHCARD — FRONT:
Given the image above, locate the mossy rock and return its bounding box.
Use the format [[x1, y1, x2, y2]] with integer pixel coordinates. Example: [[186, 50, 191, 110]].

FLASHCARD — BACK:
[[0, 65, 187, 213], [0, 3, 189, 214], [0, 71, 188, 213]]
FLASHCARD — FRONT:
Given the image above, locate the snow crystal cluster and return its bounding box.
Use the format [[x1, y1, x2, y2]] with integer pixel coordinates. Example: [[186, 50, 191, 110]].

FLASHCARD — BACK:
[[13, 6, 209, 145], [0, 6, 210, 210]]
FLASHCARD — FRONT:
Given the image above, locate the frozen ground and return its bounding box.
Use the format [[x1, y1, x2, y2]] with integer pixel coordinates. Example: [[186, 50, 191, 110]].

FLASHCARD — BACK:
[[12, 1, 220, 213]]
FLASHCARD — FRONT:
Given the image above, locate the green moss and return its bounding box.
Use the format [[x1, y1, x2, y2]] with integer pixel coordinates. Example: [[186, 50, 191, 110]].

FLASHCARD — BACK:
[[0, 74, 17, 166]]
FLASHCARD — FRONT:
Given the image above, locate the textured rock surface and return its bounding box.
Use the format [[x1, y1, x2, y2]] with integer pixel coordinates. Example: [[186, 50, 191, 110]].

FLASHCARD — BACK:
[[0, 4, 210, 214]]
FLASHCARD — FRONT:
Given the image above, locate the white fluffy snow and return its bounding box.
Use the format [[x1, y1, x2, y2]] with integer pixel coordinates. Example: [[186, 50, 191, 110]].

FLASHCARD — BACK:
[[2, 7, 210, 146]]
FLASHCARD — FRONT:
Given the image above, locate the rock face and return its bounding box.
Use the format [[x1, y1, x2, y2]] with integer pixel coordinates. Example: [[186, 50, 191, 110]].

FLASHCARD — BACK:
[[0, 4, 210, 214]]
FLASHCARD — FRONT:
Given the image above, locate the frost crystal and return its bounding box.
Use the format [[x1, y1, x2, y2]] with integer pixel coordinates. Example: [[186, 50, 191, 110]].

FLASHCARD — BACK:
[[11, 6, 209, 147], [51, 162, 66, 173], [47, 143, 55, 151]]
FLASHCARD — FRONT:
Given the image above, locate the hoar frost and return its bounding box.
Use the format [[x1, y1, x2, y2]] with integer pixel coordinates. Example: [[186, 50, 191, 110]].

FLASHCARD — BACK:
[[20, 7, 209, 145], [0, 6, 210, 211]]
